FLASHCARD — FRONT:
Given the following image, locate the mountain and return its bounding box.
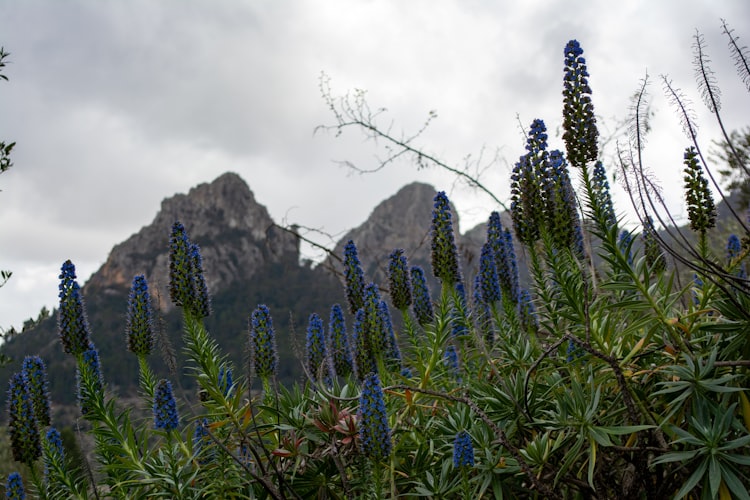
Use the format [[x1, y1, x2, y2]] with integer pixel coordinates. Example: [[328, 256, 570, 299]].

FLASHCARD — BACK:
[[2, 173, 485, 422], [325, 182, 483, 293], [86, 172, 300, 303]]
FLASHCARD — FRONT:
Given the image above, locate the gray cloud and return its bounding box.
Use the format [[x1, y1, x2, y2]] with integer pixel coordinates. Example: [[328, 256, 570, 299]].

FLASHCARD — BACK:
[[0, 0, 748, 330]]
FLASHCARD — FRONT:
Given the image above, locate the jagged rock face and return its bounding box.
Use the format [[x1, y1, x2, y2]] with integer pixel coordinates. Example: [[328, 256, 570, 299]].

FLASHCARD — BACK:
[[326, 182, 474, 288], [86, 172, 299, 306]]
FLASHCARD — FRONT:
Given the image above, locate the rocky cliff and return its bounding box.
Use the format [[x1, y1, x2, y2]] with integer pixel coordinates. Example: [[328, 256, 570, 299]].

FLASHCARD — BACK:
[[324, 182, 483, 289], [86, 172, 299, 306]]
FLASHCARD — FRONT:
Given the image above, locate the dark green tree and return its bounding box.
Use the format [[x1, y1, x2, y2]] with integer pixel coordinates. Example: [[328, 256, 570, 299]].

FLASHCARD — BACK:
[[713, 126, 750, 208]]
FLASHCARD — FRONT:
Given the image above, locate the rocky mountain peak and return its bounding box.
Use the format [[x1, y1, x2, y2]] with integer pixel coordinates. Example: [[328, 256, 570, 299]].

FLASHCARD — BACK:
[[85, 172, 299, 304], [325, 182, 474, 287]]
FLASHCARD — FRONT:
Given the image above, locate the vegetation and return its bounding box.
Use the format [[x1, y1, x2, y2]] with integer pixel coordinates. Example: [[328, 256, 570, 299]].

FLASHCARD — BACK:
[[2, 22, 750, 499]]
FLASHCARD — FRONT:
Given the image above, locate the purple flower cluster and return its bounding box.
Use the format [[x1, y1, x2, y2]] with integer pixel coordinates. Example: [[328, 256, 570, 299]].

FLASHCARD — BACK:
[[5, 472, 25, 500], [77, 346, 104, 416], [21, 356, 51, 427], [563, 39, 599, 168], [592, 161, 616, 227], [306, 313, 329, 384], [249, 305, 278, 379], [6, 372, 42, 465], [126, 274, 155, 356], [168, 221, 211, 317], [410, 266, 434, 326], [153, 379, 179, 431], [57, 260, 92, 356], [343, 240, 366, 315], [358, 372, 392, 460], [478, 242, 501, 304], [387, 249, 412, 311], [453, 430, 475, 468], [329, 304, 353, 377], [431, 192, 461, 285]]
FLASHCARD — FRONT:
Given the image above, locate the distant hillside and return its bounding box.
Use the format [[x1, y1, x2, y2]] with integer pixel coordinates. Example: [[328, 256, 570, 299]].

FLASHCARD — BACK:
[[0, 173, 488, 422]]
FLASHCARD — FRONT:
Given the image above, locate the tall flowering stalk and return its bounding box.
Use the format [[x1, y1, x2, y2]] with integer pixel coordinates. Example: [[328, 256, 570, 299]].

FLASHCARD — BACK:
[[453, 430, 475, 468], [21, 355, 50, 427], [168, 221, 211, 318], [77, 346, 104, 417], [683, 146, 716, 240], [387, 249, 412, 311], [5, 472, 25, 500], [562, 39, 599, 168], [126, 275, 155, 356], [306, 313, 329, 384], [57, 260, 92, 356], [544, 149, 584, 254], [479, 242, 501, 305], [343, 240, 366, 315], [472, 275, 494, 346], [153, 379, 179, 431], [591, 161, 616, 228], [363, 283, 387, 359], [487, 212, 520, 304], [352, 308, 375, 383], [411, 266, 434, 326], [358, 372, 392, 461], [6, 372, 42, 466], [379, 301, 402, 370], [511, 120, 548, 247], [328, 304, 353, 378], [431, 191, 461, 286], [249, 305, 278, 382]]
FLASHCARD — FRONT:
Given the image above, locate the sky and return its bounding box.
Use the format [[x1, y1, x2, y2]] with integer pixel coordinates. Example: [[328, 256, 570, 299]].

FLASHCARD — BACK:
[[0, 0, 748, 331]]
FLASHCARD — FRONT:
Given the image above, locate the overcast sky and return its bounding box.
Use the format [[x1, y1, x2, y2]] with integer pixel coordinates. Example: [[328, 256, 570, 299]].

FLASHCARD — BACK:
[[0, 0, 748, 331]]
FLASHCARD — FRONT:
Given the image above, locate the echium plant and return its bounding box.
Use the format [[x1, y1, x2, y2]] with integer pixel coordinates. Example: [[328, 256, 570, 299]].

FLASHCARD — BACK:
[[431, 191, 461, 287], [306, 312, 329, 384], [328, 303, 353, 377], [478, 241, 501, 305], [387, 248, 412, 311], [683, 146, 716, 239], [21, 356, 50, 428], [57, 260, 92, 356], [152, 379, 179, 431], [487, 211, 520, 303], [6, 372, 42, 466], [410, 265, 434, 326], [168, 221, 211, 317], [562, 39, 598, 168], [125, 274, 155, 356], [357, 372, 391, 461], [249, 304, 278, 382], [510, 128, 545, 246], [343, 239, 366, 314], [544, 148, 584, 254]]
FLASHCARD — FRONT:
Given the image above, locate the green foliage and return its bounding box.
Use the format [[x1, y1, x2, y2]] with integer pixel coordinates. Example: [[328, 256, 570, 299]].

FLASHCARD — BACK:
[[3, 24, 750, 499], [714, 126, 750, 207]]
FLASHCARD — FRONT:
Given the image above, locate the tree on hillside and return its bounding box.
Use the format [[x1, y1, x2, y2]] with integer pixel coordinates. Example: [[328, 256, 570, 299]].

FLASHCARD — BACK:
[[714, 126, 750, 208]]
